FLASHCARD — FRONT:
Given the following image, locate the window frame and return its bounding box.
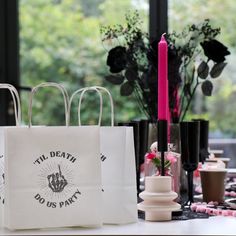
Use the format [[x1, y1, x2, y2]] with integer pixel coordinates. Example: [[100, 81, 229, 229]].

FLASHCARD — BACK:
[[0, 0, 168, 125], [149, 0, 168, 40], [0, 0, 20, 125]]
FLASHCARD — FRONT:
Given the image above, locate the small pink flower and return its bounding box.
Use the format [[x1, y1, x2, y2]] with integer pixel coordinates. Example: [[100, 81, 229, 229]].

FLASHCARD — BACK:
[[206, 208, 213, 215], [166, 153, 177, 164], [196, 206, 204, 213], [232, 211, 236, 217], [191, 204, 197, 211], [228, 210, 234, 216], [217, 210, 222, 215], [225, 191, 230, 196], [145, 152, 156, 160], [222, 210, 229, 216], [209, 209, 215, 215], [200, 206, 206, 213]]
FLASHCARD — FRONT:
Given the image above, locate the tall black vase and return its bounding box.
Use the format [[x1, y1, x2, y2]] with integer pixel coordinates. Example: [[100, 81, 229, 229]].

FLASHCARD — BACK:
[[192, 119, 209, 163]]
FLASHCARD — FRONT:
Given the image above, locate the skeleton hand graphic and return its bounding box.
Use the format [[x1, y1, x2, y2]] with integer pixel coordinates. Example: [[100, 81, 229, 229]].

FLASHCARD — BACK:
[[47, 165, 68, 192]]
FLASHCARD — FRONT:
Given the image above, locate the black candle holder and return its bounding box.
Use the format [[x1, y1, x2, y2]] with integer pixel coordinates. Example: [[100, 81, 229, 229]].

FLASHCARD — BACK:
[[192, 119, 209, 163], [180, 121, 200, 206], [157, 120, 168, 176]]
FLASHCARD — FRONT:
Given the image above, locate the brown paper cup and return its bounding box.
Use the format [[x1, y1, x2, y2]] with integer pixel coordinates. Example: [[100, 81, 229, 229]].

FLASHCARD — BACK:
[[200, 169, 227, 203]]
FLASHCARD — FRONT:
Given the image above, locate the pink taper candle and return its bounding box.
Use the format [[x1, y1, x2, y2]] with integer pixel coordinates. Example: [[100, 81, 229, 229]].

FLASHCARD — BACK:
[[167, 76, 171, 142], [158, 34, 168, 120]]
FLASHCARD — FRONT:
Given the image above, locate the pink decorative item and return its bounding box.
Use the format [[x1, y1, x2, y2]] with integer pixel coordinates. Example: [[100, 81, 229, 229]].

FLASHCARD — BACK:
[[191, 202, 236, 217], [145, 143, 177, 176]]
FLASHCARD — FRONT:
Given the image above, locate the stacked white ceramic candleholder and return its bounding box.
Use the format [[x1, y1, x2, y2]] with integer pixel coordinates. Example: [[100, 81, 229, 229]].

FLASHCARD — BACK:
[[138, 176, 181, 221]]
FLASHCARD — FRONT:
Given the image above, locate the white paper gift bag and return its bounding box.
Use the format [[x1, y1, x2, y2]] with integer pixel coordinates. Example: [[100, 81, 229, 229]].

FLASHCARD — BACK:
[[0, 84, 22, 228], [70, 86, 138, 224], [4, 82, 102, 230]]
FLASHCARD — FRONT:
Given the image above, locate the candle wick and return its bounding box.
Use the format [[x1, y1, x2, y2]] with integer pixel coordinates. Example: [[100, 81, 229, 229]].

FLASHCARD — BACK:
[[161, 33, 166, 41]]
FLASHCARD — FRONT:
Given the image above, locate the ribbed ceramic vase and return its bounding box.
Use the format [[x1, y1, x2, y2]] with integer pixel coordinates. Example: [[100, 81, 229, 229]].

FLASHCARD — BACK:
[[138, 176, 181, 221]]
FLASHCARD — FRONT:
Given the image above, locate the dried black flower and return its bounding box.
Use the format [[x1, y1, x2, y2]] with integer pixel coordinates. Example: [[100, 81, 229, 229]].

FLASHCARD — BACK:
[[201, 39, 230, 63], [106, 46, 127, 73], [101, 12, 230, 123]]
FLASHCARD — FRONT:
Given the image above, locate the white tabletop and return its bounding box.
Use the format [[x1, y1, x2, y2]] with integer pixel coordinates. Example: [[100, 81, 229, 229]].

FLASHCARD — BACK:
[[0, 217, 236, 235]]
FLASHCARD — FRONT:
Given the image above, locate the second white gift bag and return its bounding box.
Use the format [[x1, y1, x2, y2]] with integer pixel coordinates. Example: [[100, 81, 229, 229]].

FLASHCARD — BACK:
[[4, 83, 102, 230], [0, 84, 22, 228], [70, 86, 138, 224]]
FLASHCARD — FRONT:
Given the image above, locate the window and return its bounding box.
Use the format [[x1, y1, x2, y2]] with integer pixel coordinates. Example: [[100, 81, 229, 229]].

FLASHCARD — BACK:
[[169, 0, 236, 166], [19, 0, 149, 126], [169, 0, 236, 139]]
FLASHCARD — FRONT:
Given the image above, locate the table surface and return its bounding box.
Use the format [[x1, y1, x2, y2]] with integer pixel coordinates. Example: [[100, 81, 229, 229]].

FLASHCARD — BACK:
[[1, 169, 236, 235], [0, 217, 236, 235]]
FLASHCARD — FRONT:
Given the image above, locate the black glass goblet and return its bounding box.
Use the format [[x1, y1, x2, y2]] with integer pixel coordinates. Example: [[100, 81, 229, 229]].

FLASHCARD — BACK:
[[180, 121, 200, 206], [192, 119, 209, 163]]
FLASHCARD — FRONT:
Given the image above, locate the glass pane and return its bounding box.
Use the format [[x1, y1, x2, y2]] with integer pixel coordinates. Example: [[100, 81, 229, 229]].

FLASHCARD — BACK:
[[19, 0, 149, 125], [169, 0, 236, 139]]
